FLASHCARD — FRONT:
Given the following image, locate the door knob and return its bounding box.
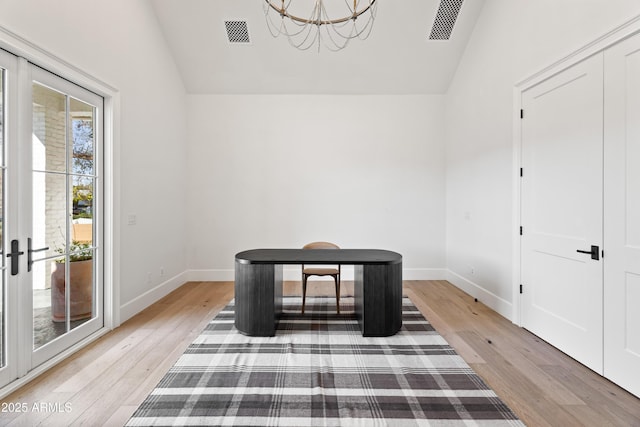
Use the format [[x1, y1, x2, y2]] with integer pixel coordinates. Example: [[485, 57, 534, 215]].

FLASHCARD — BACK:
[[577, 245, 600, 260]]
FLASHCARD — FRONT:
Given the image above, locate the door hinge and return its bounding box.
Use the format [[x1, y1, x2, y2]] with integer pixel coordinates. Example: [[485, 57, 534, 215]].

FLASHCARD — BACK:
[[520, 167, 523, 177], [520, 109, 524, 119], [520, 226, 523, 235], [520, 284, 523, 294]]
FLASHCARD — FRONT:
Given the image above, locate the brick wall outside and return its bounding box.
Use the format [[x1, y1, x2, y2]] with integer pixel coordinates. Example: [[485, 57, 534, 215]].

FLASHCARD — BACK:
[[33, 84, 68, 289]]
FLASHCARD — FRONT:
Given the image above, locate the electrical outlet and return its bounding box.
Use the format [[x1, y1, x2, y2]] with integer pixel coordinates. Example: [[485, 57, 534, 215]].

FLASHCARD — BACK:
[[147, 272, 152, 284], [160, 267, 165, 277]]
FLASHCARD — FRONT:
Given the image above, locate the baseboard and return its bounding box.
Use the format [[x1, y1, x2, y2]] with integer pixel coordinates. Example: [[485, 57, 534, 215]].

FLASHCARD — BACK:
[[187, 269, 234, 282], [119, 271, 189, 323], [403, 268, 447, 280], [122, 268, 501, 325], [187, 267, 447, 282], [121, 267, 504, 325], [445, 269, 514, 320]]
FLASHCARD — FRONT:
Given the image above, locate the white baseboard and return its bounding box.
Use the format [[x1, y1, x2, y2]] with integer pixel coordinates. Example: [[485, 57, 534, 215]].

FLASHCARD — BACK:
[[445, 269, 514, 321], [186, 267, 447, 283], [403, 268, 447, 280], [187, 269, 234, 282], [121, 268, 506, 324], [119, 271, 189, 323]]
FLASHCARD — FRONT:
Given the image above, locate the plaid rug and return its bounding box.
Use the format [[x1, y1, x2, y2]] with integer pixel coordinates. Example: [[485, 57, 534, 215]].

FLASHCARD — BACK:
[[127, 296, 524, 426]]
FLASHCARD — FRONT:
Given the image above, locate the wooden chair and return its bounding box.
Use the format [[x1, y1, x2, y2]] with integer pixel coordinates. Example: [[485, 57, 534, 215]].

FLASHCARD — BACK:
[[301, 241, 341, 314]]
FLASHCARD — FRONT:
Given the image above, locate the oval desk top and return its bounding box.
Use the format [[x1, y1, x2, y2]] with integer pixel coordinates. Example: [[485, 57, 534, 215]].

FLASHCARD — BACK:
[[235, 249, 402, 265]]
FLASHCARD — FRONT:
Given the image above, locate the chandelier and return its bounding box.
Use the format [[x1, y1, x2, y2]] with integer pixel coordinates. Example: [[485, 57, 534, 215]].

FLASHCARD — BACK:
[[264, 0, 378, 52]]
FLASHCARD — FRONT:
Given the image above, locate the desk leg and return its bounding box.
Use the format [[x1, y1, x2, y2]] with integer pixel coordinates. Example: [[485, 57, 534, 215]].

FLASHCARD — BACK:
[[354, 263, 402, 337], [234, 261, 283, 336]]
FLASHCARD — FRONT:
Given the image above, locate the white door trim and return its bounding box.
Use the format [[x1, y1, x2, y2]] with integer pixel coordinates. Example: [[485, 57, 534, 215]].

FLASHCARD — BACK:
[[512, 14, 640, 326]]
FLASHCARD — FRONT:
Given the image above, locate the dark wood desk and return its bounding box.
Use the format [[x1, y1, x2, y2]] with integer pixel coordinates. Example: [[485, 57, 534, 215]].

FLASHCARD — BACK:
[[234, 249, 403, 337]]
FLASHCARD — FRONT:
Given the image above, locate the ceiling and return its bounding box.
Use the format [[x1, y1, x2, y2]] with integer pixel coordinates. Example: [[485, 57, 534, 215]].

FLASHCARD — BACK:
[[150, 0, 485, 95]]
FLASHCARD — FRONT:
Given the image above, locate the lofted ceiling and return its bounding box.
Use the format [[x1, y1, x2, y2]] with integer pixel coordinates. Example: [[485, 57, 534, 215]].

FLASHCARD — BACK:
[[150, 0, 485, 95]]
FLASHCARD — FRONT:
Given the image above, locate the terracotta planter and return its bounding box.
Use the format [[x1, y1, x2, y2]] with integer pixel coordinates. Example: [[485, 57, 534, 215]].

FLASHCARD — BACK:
[[50, 259, 93, 322]]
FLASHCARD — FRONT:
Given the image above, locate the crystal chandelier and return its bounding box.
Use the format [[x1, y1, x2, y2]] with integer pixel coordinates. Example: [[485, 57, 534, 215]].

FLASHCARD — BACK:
[[264, 0, 378, 52]]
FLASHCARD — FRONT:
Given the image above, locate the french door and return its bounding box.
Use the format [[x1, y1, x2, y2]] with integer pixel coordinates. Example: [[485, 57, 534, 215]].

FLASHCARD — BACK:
[[0, 51, 103, 389]]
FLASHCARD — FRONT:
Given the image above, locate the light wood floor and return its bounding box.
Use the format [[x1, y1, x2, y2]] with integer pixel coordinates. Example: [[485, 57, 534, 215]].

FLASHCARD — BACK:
[[1, 280, 639, 426]]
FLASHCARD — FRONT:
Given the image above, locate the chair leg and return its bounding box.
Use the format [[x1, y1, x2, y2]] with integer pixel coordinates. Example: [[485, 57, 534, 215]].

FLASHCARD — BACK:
[[302, 274, 308, 314], [334, 274, 340, 314]]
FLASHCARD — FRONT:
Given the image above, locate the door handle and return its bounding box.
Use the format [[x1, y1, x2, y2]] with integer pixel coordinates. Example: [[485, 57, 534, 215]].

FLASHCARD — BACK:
[[6, 239, 24, 275], [577, 245, 599, 260], [28, 238, 50, 272]]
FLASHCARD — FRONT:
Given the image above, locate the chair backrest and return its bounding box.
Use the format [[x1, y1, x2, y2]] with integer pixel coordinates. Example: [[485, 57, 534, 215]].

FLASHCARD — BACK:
[[302, 242, 340, 271], [303, 241, 339, 250]]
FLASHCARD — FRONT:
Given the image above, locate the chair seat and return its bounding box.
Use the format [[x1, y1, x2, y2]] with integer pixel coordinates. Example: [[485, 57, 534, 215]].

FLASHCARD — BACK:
[[303, 267, 339, 276]]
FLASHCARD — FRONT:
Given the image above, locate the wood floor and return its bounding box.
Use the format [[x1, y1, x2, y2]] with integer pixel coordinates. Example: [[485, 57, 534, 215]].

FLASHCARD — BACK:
[[1, 280, 639, 426]]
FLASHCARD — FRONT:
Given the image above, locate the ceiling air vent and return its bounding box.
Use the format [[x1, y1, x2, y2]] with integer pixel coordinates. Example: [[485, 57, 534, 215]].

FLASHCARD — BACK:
[[429, 0, 464, 40], [225, 20, 251, 44]]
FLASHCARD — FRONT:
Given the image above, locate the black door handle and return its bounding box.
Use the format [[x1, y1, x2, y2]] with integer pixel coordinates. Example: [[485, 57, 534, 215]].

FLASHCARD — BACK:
[[577, 245, 599, 260], [28, 238, 50, 272], [6, 239, 24, 275]]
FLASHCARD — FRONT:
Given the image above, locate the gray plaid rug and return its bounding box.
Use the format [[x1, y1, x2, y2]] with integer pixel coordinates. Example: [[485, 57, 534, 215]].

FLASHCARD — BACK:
[[127, 296, 524, 426]]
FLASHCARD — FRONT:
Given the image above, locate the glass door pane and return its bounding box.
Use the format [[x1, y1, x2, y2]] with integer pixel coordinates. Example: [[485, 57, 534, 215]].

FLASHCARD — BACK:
[[32, 83, 69, 348], [31, 81, 98, 350], [69, 97, 96, 334]]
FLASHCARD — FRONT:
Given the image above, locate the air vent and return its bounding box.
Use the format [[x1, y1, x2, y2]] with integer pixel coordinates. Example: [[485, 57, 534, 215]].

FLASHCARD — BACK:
[[225, 20, 251, 44], [429, 0, 464, 40]]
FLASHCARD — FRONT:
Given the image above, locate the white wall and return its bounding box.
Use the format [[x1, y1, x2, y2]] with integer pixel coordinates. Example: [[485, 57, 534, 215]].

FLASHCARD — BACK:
[[445, 0, 640, 318], [0, 0, 189, 320], [6, 0, 636, 327], [187, 95, 446, 280]]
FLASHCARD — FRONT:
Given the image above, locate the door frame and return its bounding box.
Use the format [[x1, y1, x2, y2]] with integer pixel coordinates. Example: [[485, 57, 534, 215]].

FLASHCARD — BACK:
[[0, 44, 20, 390], [0, 25, 121, 398], [512, 15, 640, 326]]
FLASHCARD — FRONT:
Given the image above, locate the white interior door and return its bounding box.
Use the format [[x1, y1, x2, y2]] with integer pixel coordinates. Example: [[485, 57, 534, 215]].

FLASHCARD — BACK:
[[521, 53, 604, 373], [604, 33, 640, 397]]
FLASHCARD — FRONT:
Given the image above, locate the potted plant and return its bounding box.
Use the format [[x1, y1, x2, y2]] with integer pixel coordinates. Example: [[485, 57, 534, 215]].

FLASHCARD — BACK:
[[51, 241, 93, 322]]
